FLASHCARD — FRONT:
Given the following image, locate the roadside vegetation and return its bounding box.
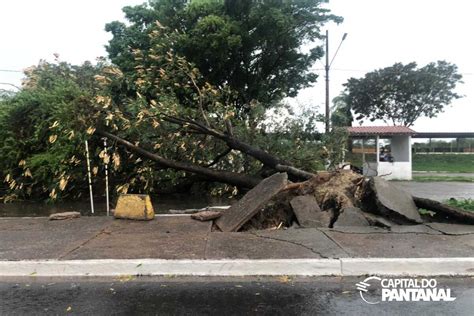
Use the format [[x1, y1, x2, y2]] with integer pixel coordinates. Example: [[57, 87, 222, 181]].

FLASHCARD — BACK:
[[0, 0, 343, 202], [419, 199, 474, 216], [445, 198, 474, 212], [412, 176, 474, 183], [412, 154, 474, 173], [0, 0, 465, 204]]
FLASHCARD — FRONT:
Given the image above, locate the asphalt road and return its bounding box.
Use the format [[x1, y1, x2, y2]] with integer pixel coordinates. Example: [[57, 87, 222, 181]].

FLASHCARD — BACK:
[[392, 181, 474, 201], [0, 276, 472, 315]]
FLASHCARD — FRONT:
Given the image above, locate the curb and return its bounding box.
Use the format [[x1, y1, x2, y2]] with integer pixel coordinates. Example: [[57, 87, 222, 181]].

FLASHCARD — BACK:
[[0, 258, 472, 277]]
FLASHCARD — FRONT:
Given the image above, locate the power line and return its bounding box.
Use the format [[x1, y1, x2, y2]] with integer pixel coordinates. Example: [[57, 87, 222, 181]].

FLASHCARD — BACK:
[[0, 82, 21, 90], [0, 69, 22, 73], [311, 67, 474, 75]]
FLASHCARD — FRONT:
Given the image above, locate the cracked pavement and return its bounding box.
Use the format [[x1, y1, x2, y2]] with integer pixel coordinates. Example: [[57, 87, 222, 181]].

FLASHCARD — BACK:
[[0, 216, 473, 260]]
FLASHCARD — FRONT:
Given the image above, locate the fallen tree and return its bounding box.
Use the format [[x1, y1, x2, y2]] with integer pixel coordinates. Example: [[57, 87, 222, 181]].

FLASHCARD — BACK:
[[211, 173, 474, 232], [97, 129, 262, 189], [0, 27, 337, 201], [413, 197, 474, 224]]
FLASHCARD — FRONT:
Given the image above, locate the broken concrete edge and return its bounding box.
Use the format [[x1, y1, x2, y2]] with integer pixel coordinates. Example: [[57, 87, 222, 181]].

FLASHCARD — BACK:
[[0, 258, 472, 277]]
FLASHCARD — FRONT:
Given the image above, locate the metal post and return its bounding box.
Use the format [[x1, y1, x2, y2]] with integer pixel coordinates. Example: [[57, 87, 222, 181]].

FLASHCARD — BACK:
[[85, 140, 95, 214], [325, 30, 330, 134], [103, 138, 110, 216], [376, 135, 380, 163], [324, 31, 347, 134], [361, 137, 366, 164]]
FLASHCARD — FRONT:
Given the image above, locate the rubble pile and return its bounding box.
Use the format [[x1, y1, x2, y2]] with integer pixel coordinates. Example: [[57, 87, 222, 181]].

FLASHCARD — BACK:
[[211, 171, 474, 232]]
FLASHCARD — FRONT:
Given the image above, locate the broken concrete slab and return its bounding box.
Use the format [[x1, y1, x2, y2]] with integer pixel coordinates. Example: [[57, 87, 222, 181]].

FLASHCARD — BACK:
[[362, 212, 396, 228], [191, 210, 222, 221], [290, 195, 331, 228], [216, 173, 288, 232], [48, 211, 81, 220], [333, 207, 370, 227], [114, 194, 155, 221], [367, 177, 422, 224], [425, 223, 474, 235]]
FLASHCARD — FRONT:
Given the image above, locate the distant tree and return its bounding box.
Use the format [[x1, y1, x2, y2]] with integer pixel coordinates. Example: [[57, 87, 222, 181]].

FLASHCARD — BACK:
[[343, 61, 463, 126], [330, 93, 352, 127], [105, 0, 342, 114]]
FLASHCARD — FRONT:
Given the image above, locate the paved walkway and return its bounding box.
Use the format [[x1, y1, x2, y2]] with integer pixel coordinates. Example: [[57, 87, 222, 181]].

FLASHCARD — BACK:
[[413, 172, 474, 177], [392, 181, 474, 201], [1, 216, 473, 261]]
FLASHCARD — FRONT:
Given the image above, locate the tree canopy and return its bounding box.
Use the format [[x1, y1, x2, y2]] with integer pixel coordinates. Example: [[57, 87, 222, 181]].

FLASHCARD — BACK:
[[343, 61, 463, 126], [0, 33, 338, 202], [106, 0, 341, 113], [0, 1, 346, 203]]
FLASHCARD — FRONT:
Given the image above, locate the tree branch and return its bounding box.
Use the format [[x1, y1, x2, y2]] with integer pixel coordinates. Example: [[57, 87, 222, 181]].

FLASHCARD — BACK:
[[159, 114, 316, 181], [96, 130, 261, 189], [204, 148, 232, 168]]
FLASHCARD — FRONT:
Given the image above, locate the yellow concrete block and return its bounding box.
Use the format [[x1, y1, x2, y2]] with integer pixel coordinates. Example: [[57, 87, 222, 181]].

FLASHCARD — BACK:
[[114, 194, 155, 220]]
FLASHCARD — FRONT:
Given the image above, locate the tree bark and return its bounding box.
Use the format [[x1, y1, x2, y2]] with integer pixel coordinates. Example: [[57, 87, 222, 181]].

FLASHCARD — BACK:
[[161, 115, 316, 181], [97, 130, 261, 189], [413, 196, 474, 224]]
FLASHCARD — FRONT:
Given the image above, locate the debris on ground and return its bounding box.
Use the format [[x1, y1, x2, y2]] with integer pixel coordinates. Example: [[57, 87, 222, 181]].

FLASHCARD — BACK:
[[289, 195, 332, 228], [114, 194, 155, 221], [359, 176, 422, 224], [49, 211, 81, 220], [169, 206, 230, 214], [413, 196, 474, 224], [332, 207, 369, 227], [216, 173, 288, 232], [191, 210, 222, 221], [205, 171, 472, 232], [361, 212, 395, 228]]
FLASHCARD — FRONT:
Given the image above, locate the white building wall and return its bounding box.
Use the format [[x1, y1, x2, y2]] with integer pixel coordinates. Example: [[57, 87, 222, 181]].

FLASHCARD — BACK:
[[377, 162, 412, 180], [360, 134, 413, 180], [391, 136, 410, 162]]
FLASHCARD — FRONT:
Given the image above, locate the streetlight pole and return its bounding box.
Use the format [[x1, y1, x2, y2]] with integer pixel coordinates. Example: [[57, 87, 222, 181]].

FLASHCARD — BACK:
[[324, 31, 347, 134], [325, 30, 330, 134]]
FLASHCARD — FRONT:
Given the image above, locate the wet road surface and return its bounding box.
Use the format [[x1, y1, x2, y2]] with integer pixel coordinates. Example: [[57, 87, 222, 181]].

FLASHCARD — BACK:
[[393, 181, 473, 201], [0, 276, 472, 315]]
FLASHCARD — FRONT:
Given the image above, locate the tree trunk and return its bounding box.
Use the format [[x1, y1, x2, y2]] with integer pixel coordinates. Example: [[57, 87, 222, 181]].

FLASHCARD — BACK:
[[215, 133, 315, 180], [413, 197, 474, 224], [161, 115, 316, 181], [97, 130, 261, 189]]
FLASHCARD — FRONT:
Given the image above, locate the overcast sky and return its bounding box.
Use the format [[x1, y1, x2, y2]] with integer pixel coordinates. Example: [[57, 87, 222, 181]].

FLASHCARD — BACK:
[[0, 0, 472, 132]]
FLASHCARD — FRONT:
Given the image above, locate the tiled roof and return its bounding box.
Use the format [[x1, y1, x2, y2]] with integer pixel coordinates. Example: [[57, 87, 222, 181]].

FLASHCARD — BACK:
[[347, 126, 416, 136]]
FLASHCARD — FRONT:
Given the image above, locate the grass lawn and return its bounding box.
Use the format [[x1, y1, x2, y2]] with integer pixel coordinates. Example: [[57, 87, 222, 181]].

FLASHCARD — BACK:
[[412, 176, 474, 183], [419, 199, 474, 216], [444, 198, 474, 212], [412, 154, 474, 173]]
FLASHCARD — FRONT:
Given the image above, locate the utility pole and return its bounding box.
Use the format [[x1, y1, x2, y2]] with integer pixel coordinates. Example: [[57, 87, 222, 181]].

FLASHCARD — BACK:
[[325, 30, 330, 134], [324, 31, 347, 134]]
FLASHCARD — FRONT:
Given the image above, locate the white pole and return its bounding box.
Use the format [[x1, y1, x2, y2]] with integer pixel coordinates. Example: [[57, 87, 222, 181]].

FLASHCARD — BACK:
[[85, 140, 95, 214], [103, 138, 110, 216]]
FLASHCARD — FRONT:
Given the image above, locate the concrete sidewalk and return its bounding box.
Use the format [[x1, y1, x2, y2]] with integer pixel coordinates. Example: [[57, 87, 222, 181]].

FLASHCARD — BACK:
[[1, 215, 474, 260], [1, 216, 473, 276]]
